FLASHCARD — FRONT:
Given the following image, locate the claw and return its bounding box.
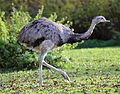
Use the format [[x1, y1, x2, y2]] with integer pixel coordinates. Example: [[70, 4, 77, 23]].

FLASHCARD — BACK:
[[38, 81, 46, 87]]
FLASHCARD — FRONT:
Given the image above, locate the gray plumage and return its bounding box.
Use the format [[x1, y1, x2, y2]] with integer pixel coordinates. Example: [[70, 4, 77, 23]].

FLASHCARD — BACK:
[[17, 16, 110, 86], [17, 17, 72, 49]]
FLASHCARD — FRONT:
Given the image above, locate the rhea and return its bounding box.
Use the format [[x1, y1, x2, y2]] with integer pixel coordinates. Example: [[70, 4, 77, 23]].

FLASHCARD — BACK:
[[17, 16, 110, 86]]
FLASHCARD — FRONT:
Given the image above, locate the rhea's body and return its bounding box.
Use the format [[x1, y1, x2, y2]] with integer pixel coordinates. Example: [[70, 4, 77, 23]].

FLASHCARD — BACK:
[[17, 17, 74, 50]]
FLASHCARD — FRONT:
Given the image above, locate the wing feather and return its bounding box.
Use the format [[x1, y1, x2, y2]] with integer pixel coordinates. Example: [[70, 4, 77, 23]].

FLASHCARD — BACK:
[[17, 17, 46, 44]]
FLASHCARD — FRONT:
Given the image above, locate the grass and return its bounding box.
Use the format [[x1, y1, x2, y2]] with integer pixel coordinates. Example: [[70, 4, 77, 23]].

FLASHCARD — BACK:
[[0, 47, 120, 94]]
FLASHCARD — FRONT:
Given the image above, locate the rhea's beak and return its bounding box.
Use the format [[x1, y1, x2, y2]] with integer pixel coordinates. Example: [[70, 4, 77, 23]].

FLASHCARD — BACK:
[[105, 20, 110, 22]]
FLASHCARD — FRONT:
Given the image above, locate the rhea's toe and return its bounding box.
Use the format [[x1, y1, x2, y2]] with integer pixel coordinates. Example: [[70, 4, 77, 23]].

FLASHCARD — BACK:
[[38, 81, 44, 86], [61, 72, 71, 81]]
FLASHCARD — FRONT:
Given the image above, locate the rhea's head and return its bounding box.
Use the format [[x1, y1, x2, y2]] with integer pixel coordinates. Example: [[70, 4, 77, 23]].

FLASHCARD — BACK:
[[92, 16, 110, 24]]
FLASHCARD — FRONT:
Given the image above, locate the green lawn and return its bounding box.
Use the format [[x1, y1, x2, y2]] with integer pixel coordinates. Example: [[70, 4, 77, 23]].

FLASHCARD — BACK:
[[0, 47, 120, 94]]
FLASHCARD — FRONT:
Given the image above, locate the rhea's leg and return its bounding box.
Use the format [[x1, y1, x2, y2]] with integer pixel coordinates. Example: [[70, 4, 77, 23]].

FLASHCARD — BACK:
[[43, 61, 71, 81], [38, 40, 54, 85], [38, 50, 46, 85]]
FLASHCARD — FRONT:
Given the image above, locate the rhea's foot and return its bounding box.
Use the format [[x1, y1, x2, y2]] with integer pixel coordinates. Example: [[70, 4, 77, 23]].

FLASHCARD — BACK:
[[61, 71, 71, 82], [38, 81, 45, 87]]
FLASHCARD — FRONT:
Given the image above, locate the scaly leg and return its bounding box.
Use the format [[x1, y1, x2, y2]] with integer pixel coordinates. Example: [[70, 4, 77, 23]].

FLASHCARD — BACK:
[[38, 40, 54, 86], [38, 52, 46, 85]]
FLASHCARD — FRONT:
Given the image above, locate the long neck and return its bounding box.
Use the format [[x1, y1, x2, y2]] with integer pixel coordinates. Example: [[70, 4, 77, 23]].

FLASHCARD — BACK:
[[80, 22, 96, 39], [66, 22, 96, 44]]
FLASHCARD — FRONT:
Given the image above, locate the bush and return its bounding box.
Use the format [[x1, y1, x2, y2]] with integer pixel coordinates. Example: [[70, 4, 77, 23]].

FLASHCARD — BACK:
[[0, 12, 8, 41], [8, 8, 31, 41], [0, 40, 38, 70]]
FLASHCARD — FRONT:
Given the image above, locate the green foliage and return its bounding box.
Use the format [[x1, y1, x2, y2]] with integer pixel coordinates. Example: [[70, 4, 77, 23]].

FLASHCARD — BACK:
[[8, 8, 31, 40], [0, 0, 43, 16], [34, 5, 44, 20], [0, 40, 38, 69], [1, 47, 120, 93], [0, 12, 8, 41], [0, 8, 38, 70]]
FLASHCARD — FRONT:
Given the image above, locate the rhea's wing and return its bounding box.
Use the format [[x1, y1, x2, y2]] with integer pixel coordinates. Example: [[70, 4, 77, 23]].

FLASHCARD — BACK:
[[17, 17, 48, 45]]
